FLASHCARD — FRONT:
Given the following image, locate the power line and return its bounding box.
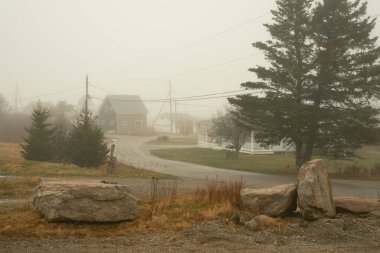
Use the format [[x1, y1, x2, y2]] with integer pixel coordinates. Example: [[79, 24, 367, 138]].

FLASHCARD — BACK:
[[8, 86, 84, 103], [119, 12, 269, 70], [92, 89, 248, 102], [175, 93, 255, 102], [91, 90, 259, 103], [90, 84, 247, 101], [173, 89, 247, 100], [176, 103, 216, 108], [166, 54, 258, 80], [91, 53, 258, 88]]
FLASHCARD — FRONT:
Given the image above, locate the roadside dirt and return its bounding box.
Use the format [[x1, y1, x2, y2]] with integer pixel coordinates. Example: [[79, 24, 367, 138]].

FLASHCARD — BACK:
[[1, 177, 379, 252], [1, 213, 379, 253]]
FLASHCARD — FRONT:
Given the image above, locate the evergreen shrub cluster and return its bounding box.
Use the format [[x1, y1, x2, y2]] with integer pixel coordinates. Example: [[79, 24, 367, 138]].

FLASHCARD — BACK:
[[21, 102, 108, 167]]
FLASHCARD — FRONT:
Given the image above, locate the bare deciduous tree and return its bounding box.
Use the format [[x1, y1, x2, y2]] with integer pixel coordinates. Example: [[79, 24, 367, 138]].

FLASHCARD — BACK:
[[209, 108, 250, 160]]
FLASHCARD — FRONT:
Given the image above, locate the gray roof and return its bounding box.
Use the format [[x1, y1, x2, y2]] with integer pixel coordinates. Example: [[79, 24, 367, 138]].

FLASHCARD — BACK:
[[105, 95, 148, 115]]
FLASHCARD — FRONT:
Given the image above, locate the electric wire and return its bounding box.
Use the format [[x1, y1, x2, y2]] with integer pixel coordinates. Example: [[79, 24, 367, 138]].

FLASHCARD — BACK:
[[90, 90, 259, 103], [119, 12, 270, 70], [91, 53, 258, 87], [7, 86, 84, 104]]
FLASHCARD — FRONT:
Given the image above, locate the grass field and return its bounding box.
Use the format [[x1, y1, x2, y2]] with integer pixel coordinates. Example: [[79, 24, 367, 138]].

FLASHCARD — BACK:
[[151, 147, 380, 179], [147, 137, 198, 146], [0, 177, 42, 199], [0, 142, 174, 179]]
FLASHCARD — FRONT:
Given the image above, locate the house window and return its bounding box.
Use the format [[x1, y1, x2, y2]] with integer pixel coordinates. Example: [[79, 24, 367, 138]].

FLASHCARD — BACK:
[[121, 121, 127, 126]]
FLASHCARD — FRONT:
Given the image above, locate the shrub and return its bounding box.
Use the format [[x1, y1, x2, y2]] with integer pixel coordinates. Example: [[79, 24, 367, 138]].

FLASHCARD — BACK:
[[21, 102, 55, 162], [65, 111, 109, 168]]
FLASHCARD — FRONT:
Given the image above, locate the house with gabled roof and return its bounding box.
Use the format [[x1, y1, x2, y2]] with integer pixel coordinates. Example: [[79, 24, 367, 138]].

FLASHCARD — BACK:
[[98, 95, 148, 134]]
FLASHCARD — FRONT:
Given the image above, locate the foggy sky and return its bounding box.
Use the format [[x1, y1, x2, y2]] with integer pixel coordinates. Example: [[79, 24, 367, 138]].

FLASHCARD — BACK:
[[1, 0, 379, 120]]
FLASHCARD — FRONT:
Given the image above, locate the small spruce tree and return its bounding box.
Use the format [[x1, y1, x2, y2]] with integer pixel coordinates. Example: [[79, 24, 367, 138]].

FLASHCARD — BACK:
[[52, 123, 68, 162], [66, 111, 109, 167], [21, 101, 55, 161]]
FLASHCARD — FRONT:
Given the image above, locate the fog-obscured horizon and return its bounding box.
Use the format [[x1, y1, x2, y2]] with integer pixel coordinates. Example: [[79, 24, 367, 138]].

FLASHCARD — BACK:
[[1, 0, 380, 120]]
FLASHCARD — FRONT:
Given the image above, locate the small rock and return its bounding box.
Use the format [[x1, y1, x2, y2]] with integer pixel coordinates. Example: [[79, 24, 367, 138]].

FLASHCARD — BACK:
[[288, 223, 300, 228], [335, 197, 380, 214], [317, 218, 345, 229], [230, 210, 240, 224], [239, 214, 252, 224], [253, 215, 283, 228], [299, 221, 309, 228], [244, 219, 258, 230], [367, 210, 380, 219]]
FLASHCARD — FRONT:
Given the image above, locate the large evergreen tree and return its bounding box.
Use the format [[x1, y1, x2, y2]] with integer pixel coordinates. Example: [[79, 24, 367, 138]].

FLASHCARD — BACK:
[[230, 0, 380, 168], [65, 111, 109, 167], [310, 0, 380, 158], [21, 101, 55, 161]]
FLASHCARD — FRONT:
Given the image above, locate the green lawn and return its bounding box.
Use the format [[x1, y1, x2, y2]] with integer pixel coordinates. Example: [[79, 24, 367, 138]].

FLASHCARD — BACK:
[[147, 137, 198, 146], [151, 147, 380, 179]]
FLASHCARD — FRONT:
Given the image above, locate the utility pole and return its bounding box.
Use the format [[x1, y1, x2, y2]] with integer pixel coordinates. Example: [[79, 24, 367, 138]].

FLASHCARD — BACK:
[[15, 84, 18, 113], [18, 85, 23, 110], [169, 80, 173, 133], [85, 75, 89, 114], [14, 83, 23, 112], [174, 100, 177, 134]]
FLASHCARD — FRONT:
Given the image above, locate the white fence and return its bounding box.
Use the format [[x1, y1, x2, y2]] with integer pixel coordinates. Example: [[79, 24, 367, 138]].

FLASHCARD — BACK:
[[197, 122, 293, 155]]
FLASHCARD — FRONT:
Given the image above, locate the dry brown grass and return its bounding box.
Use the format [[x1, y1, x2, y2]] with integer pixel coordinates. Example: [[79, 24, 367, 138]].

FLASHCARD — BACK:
[[0, 142, 174, 179], [0, 178, 244, 239], [194, 177, 243, 208], [0, 200, 200, 239], [0, 177, 42, 199]]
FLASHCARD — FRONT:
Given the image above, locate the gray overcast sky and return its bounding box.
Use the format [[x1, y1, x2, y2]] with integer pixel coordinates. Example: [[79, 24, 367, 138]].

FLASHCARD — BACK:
[[1, 0, 379, 120]]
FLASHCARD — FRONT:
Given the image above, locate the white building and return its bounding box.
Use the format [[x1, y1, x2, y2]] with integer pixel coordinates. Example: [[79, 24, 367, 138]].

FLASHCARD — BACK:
[[153, 113, 196, 134], [197, 120, 293, 155]]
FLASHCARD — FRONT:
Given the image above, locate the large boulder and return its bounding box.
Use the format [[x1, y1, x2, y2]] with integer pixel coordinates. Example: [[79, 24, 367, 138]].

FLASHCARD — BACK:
[[335, 197, 380, 214], [33, 181, 138, 222], [241, 183, 297, 217], [297, 159, 336, 220]]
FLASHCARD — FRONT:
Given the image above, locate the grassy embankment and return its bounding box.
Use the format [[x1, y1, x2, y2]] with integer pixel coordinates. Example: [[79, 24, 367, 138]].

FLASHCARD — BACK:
[[0, 178, 253, 239], [151, 146, 380, 179], [0, 142, 174, 179]]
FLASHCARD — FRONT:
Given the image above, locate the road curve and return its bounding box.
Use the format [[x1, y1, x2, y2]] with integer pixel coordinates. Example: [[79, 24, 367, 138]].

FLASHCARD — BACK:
[[112, 135, 380, 198]]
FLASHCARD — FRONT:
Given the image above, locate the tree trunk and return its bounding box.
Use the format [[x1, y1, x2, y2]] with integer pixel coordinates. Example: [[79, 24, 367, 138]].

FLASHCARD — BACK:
[[303, 99, 321, 167], [295, 140, 304, 170], [234, 149, 239, 160], [304, 134, 315, 165]]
